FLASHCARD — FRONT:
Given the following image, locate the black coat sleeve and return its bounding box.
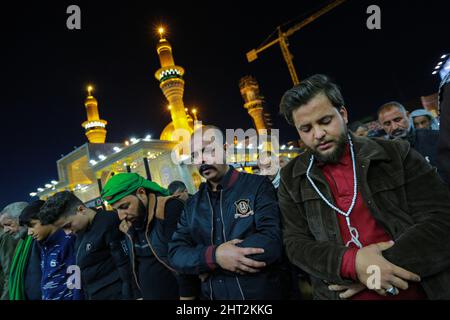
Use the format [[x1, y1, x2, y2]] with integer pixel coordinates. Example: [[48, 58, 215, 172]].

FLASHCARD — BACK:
[[164, 199, 201, 298], [236, 179, 283, 265]]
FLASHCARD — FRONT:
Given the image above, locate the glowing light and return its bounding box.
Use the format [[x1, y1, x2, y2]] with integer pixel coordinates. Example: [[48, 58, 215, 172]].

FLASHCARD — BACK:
[[441, 54, 448, 59], [87, 85, 93, 95], [289, 146, 294, 150], [113, 147, 122, 153], [125, 141, 130, 146], [84, 121, 106, 130], [281, 145, 286, 150], [179, 154, 190, 162], [29, 192, 37, 197], [98, 154, 106, 161], [90, 160, 98, 165], [158, 27, 164, 37], [51, 180, 58, 185], [37, 188, 44, 192], [144, 135, 152, 141], [192, 108, 197, 114], [45, 184, 52, 188]]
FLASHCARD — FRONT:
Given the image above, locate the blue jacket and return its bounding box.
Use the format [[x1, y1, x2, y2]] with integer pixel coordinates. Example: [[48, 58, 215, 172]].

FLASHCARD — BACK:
[[169, 167, 283, 300], [39, 229, 82, 300]]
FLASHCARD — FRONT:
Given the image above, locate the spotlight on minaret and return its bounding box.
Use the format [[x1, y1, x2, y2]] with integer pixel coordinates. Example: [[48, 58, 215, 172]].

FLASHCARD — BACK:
[[154, 25, 191, 140], [82, 85, 108, 143]]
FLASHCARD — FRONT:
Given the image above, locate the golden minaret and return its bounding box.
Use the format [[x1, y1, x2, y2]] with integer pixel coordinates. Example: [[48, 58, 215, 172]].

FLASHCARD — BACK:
[[239, 76, 267, 132], [154, 27, 192, 140], [81, 85, 107, 143]]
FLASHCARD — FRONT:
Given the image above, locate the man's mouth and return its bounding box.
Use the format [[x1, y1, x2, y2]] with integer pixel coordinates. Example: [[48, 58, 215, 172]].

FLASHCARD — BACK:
[[199, 164, 216, 175], [317, 141, 334, 151], [392, 129, 407, 137]]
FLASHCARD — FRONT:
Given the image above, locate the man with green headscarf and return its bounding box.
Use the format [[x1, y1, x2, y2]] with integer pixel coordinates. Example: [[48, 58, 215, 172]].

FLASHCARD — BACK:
[[102, 173, 199, 300]]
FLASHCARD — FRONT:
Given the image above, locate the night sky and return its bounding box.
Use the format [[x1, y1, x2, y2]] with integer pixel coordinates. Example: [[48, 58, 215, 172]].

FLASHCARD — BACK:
[[1, 0, 448, 208]]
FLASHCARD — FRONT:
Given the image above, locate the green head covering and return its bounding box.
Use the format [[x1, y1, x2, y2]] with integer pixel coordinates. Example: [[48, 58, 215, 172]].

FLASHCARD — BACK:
[[101, 173, 170, 204]]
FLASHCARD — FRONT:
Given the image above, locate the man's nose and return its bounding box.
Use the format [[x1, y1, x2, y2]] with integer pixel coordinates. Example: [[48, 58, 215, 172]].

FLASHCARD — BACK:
[[391, 121, 402, 131], [314, 127, 326, 140], [27, 229, 33, 236], [117, 211, 127, 221]]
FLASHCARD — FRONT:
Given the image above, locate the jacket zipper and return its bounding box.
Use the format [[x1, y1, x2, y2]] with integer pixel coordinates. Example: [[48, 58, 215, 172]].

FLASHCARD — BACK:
[[125, 232, 142, 292], [219, 190, 245, 301], [206, 191, 215, 300], [144, 197, 176, 273]]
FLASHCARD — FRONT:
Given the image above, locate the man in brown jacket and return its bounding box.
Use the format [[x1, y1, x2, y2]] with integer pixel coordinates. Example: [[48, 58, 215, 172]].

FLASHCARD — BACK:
[[278, 74, 450, 300]]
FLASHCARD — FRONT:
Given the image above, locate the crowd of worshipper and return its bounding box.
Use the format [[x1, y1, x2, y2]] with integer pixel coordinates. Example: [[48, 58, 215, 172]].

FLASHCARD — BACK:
[[1, 73, 450, 300]]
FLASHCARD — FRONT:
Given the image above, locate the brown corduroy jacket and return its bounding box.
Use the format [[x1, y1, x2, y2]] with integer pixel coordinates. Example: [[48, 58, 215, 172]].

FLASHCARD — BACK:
[[279, 134, 450, 300]]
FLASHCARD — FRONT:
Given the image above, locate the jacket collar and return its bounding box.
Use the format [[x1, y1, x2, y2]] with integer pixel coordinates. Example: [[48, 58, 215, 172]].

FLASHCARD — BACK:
[[40, 229, 68, 247], [205, 166, 240, 191], [292, 132, 391, 179]]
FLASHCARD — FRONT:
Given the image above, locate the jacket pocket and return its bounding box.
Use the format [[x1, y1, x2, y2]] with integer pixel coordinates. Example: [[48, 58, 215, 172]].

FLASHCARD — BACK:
[[294, 191, 329, 242]]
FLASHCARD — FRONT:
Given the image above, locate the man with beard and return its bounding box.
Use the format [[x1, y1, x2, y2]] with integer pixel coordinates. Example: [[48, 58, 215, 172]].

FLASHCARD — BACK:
[[0, 202, 28, 300], [101, 174, 196, 300], [168, 125, 283, 300], [278, 74, 450, 300], [377, 101, 440, 174]]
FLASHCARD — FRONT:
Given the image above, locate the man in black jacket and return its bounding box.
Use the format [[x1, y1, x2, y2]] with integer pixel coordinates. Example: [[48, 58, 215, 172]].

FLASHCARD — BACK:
[[39, 191, 139, 300], [377, 101, 442, 178], [101, 173, 195, 300], [10, 200, 44, 300], [169, 126, 283, 300]]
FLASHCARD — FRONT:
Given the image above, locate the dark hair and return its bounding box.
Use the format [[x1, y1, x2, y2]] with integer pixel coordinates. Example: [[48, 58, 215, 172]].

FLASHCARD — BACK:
[[168, 181, 187, 195], [279, 74, 345, 126], [377, 101, 407, 118], [19, 200, 45, 227], [39, 191, 84, 225], [349, 121, 368, 132]]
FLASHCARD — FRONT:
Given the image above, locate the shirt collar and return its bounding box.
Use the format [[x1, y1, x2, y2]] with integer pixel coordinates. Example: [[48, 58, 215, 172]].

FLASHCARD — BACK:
[[206, 166, 234, 191], [316, 143, 351, 167], [41, 229, 67, 247]]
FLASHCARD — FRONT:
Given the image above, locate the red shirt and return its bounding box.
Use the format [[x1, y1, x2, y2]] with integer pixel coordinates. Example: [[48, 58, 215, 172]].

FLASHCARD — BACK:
[[320, 145, 426, 300]]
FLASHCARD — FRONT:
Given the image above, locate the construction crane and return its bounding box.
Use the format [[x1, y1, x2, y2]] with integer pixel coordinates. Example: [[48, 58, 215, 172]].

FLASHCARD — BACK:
[[246, 0, 346, 86]]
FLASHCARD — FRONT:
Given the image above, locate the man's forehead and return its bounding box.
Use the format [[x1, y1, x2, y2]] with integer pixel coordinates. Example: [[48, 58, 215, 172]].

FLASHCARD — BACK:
[[113, 195, 134, 207], [293, 100, 337, 125], [0, 216, 13, 223], [414, 115, 429, 122], [380, 107, 406, 120]]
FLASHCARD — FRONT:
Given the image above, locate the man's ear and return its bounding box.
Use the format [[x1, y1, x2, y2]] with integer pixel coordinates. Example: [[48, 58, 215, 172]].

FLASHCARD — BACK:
[[340, 106, 349, 125], [135, 187, 148, 202]]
